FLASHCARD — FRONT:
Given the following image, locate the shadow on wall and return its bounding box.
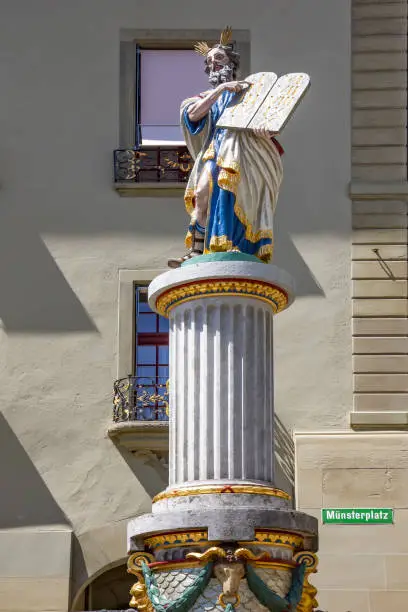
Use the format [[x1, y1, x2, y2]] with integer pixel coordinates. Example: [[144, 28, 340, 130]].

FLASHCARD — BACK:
[[0, 217, 97, 334], [0, 222, 323, 335], [0, 155, 330, 334], [0, 17, 352, 335], [273, 228, 324, 297], [0, 86, 345, 335], [274, 413, 295, 499], [84, 563, 134, 611], [0, 209, 323, 334], [110, 438, 169, 500], [0, 412, 69, 528]]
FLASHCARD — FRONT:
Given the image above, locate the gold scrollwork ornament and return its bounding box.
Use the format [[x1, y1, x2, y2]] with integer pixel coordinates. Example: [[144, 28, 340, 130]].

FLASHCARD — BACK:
[[293, 551, 319, 612], [186, 546, 269, 564], [165, 153, 193, 174], [127, 552, 155, 611]]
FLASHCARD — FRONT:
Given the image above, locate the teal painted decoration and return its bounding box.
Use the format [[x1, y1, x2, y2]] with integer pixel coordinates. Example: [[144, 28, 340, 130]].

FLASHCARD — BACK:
[[181, 251, 263, 267]]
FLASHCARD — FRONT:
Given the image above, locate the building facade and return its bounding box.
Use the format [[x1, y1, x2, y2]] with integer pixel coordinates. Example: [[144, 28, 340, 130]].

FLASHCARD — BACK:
[[0, 1, 406, 611]]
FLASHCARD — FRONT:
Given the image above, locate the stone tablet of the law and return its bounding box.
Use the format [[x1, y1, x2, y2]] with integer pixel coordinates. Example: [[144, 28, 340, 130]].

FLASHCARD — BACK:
[[216, 72, 310, 134], [214, 72, 278, 131]]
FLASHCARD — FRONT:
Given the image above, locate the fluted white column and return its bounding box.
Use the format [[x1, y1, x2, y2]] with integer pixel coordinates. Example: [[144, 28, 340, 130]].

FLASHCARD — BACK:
[[148, 259, 294, 491], [168, 297, 274, 486]]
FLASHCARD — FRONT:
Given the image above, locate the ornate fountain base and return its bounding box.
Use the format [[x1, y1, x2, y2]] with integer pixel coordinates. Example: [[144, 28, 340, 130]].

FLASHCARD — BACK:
[[127, 486, 318, 611], [127, 254, 319, 611], [128, 484, 317, 547]]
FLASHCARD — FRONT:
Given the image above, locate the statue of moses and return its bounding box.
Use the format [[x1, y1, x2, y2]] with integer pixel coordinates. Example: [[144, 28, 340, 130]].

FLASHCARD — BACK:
[[168, 27, 309, 268]]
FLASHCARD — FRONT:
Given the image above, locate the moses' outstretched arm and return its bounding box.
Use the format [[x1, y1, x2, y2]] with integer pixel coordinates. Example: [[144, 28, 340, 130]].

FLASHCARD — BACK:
[[187, 81, 244, 122]]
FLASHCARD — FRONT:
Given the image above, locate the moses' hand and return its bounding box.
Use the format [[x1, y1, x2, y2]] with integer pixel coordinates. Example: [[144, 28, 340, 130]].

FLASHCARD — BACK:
[[220, 81, 248, 94], [251, 127, 272, 140]]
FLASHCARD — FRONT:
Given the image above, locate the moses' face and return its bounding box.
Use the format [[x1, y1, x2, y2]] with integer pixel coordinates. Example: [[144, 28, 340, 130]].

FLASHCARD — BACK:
[[207, 47, 229, 72], [206, 46, 234, 86]]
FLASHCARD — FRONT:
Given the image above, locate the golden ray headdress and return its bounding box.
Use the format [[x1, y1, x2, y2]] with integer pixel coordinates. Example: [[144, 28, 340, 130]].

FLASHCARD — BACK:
[[194, 26, 233, 57]]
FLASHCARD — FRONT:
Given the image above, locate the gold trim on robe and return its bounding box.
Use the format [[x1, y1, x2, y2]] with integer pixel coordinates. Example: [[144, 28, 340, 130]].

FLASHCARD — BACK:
[[180, 95, 283, 262]]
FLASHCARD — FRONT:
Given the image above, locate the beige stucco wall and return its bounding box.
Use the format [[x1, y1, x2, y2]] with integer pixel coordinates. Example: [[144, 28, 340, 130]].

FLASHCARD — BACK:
[[0, 0, 351, 609], [292, 2, 408, 612], [0, 527, 72, 612], [291, 3, 408, 611], [296, 432, 408, 612]]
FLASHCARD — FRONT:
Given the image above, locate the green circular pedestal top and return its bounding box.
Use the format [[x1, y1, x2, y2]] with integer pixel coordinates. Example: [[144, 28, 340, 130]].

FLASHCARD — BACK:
[[181, 252, 265, 267]]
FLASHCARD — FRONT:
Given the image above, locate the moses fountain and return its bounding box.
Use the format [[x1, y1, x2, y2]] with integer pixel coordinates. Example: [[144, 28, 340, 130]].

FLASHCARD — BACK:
[[127, 27, 319, 612]]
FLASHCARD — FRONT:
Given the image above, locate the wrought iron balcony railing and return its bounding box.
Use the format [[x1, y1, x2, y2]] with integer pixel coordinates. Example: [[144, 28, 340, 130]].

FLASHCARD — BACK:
[[113, 376, 169, 422], [113, 147, 193, 183]]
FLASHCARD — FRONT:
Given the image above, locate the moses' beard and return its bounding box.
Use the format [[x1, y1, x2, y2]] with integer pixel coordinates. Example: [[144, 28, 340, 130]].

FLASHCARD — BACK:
[[208, 63, 234, 87]]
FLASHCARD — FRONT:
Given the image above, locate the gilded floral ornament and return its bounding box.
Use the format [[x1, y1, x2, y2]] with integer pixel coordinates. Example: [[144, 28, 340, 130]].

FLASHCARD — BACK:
[[165, 153, 194, 173], [144, 529, 212, 551], [152, 484, 290, 503], [249, 530, 303, 551], [155, 279, 288, 317]]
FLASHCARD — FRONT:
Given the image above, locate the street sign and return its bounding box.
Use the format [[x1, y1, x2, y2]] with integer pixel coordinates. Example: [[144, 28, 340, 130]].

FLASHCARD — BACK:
[[322, 508, 393, 525]]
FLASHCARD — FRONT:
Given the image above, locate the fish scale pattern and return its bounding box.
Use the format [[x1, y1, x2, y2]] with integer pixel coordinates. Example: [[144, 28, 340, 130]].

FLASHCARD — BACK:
[[190, 578, 224, 611], [152, 567, 293, 611], [253, 567, 292, 598], [154, 568, 202, 600], [237, 580, 270, 612]]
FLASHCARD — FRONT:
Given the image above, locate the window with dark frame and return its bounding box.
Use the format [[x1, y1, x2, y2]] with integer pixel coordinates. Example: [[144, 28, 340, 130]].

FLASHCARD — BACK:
[[117, 47, 209, 185], [134, 285, 169, 420], [115, 35, 249, 185], [135, 47, 208, 147]]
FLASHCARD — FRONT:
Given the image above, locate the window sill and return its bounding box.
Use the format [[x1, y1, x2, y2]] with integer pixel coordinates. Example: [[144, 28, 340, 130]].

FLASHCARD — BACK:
[[113, 182, 186, 197], [141, 140, 186, 147], [108, 420, 169, 451], [350, 411, 408, 430]]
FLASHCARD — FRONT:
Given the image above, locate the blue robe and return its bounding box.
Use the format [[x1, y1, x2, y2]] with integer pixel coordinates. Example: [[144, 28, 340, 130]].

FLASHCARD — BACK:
[[182, 90, 277, 261]]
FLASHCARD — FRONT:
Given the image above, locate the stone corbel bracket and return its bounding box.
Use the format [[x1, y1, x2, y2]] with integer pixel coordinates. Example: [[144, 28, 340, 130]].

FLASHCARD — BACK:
[[107, 421, 169, 467]]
